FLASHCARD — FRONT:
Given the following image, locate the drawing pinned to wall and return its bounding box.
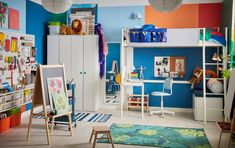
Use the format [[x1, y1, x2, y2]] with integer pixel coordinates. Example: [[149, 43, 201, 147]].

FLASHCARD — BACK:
[[154, 56, 170, 77], [11, 37, 18, 52], [8, 8, 19, 30], [47, 77, 65, 111], [0, 2, 8, 28], [0, 32, 5, 50], [154, 56, 186, 78]]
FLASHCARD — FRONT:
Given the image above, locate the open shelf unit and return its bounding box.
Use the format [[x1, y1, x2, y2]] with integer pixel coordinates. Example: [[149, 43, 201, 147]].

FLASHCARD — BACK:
[[121, 28, 228, 125]]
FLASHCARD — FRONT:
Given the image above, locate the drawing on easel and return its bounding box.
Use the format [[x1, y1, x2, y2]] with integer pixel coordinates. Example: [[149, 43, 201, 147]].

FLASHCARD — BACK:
[[52, 92, 70, 115], [47, 77, 65, 111], [154, 56, 170, 77]]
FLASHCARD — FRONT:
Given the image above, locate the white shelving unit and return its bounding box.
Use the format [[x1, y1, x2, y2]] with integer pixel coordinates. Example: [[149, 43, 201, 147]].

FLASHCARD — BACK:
[[121, 28, 228, 125], [0, 85, 34, 113]]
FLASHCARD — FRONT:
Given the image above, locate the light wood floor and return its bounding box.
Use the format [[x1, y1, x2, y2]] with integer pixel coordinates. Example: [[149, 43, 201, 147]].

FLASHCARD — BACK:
[[0, 109, 232, 148]]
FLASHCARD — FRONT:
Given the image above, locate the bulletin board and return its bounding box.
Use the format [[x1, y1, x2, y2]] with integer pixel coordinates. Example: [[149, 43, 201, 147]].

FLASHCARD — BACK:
[[0, 31, 36, 89], [154, 56, 186, 78]]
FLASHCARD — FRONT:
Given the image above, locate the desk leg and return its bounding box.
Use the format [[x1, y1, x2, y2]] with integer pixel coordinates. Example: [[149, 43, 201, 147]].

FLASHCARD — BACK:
[[141, 85, 144, 119], [120, 85, 124, 118]]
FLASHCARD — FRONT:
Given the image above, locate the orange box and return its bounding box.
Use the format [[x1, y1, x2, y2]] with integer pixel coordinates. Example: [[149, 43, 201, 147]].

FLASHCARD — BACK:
[[21, 104, 26, 113], [10, 113, 21, 128], [0, 117, 11, 133]]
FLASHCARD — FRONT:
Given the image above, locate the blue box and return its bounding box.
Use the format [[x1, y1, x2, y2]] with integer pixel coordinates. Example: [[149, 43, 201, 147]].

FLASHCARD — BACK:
[[140, 30, 152, 42], [151, 28, 167, 42], [26, 103, 32, 111], [130, 29, 141, 42]]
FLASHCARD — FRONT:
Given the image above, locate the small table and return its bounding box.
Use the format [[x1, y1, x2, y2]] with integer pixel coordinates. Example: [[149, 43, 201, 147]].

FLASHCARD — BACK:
[[120, 81, 145, 119]]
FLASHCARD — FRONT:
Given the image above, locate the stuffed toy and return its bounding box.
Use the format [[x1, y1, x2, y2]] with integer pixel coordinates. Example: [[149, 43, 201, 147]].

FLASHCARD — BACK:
[[189, 67, 218, 89], [60, 19, 86, 35], [207, 78, 223, 93]]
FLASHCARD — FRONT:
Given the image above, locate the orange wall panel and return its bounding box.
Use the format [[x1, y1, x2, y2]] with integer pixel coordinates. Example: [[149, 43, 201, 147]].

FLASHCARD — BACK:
[[145, 4, 199, 28]]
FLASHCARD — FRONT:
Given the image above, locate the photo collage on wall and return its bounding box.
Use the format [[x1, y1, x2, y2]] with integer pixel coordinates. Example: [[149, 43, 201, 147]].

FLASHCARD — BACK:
[[154, 56, 186, 78]]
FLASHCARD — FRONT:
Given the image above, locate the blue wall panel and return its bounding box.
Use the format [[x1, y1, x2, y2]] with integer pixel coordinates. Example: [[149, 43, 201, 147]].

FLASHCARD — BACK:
[[106, 43, 217, 108], [0, 0, 26, 33], [26, 0, 52, 64], [106, 43, 121, 71], [98, 6, 144, 42]]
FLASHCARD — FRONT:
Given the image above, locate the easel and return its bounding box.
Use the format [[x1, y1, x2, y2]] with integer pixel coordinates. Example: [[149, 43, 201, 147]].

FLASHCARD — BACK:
[[27, 65, 73, 145]]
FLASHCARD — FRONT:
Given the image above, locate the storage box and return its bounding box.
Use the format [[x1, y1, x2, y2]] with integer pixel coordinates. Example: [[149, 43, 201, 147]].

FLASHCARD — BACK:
[[0, 117, 11, 133], [129, 29, 141, 42], [20, 104, 26, 113], [26, 103, 32, 111], [193, 94, 223, 121], [5, 94, 13, 102], [5, 102, 13, 109], [48, 24, 60, 35], [151, 28, 167, 42], [10, 113, 21, 128], [0, 96, 4, 103]]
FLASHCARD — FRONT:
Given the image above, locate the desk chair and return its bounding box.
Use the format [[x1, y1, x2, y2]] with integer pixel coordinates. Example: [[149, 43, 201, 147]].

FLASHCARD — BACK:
[[150, 77, 175, 117], [217, 109, 235, 148]]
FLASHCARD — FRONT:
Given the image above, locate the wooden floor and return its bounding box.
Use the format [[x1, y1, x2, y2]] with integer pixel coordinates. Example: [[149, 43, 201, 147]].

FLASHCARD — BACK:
[[0, 108, 232, 148]]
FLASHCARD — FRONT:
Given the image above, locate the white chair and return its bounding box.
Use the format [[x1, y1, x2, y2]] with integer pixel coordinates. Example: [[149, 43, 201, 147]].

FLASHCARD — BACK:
[[150, 77, 175, 117]]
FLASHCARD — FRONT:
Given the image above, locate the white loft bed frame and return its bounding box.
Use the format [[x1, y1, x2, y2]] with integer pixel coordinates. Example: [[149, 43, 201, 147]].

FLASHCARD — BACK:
[[121, 28, 228, 125]]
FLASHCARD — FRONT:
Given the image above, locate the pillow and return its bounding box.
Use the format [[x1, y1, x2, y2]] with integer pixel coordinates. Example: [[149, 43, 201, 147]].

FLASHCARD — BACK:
[[52, 92, 70, 115], [207, 79, 224, 93]]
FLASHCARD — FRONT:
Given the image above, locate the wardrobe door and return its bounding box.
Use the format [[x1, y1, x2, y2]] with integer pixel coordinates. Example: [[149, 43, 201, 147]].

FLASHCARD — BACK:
[[59, 36, 72, 81], [83, 35, 100, 111], [71, 36, 84, 111], [47, 35, 59, 64]]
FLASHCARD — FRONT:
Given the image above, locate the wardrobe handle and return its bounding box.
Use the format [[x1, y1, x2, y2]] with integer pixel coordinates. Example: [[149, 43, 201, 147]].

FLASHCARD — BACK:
[[80, 72, 82, 74], [84, 72, 87, 74]]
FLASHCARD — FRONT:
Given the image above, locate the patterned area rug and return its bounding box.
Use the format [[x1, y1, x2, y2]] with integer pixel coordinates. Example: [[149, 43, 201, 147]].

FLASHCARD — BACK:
[[75, 113, 112, 122], [33, 112, 112, 123], [99, 123, 211, 148]]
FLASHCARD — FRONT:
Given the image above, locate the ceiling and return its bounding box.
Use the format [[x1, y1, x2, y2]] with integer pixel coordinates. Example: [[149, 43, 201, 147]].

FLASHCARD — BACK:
[[31, 0, 223, 7]]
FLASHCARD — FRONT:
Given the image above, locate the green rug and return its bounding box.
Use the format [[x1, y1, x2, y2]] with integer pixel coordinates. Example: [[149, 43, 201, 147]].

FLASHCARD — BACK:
[[99, 123, 211, 148]]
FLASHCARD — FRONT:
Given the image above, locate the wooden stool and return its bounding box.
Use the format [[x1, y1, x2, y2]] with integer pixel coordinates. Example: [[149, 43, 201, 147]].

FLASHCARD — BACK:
[[89, 126, 114, 148]]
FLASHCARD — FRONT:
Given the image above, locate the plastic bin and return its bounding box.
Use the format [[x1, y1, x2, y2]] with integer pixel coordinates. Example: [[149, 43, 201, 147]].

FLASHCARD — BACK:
[[49, 26, 60, 35], [0, 117, 11, 133], [10, 113, 21, 128], [21, 104, 26, 113]]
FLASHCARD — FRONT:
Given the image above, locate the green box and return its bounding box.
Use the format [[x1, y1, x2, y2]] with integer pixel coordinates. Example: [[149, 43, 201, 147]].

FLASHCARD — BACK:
[[7, 107, 21, 116]]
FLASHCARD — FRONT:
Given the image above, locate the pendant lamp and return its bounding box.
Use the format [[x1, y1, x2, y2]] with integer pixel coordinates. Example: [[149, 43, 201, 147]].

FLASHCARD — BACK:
[[41, 0, 73, 14], [148, 0, 183, 13]]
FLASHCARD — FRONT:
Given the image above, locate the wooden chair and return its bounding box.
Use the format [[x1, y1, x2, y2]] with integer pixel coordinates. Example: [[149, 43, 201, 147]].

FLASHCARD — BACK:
[[216, 109, 235, 148], [89, 126, 114, 148]]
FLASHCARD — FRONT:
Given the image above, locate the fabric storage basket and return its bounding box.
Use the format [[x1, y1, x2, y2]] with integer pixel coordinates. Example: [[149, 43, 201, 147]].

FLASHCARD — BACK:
[[129, 29, 141, 42], [151, 28, 167, 42], [140, 30, 152, 42]]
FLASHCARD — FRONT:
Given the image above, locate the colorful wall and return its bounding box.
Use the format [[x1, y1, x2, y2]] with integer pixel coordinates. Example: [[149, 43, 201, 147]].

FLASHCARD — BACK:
[[26, 0, 52, 64], [0, 0, 26, 33], [102, 3, 223, 108]]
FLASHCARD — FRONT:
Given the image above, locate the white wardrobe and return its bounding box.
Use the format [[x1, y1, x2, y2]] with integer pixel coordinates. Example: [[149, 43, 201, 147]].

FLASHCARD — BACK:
[[47, 35, 101, 111]]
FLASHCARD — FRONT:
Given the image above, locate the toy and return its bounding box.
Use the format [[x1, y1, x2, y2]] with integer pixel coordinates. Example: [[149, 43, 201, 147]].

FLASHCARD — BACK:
[[189, 67, 218, 88], [207, 78, 223, 93], [60, 19, 86, 35]]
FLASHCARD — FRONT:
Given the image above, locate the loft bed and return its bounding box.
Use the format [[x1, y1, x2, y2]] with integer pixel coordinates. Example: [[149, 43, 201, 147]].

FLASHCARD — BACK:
[[120, 27, 228, 125], [122, 28, 225, 47]]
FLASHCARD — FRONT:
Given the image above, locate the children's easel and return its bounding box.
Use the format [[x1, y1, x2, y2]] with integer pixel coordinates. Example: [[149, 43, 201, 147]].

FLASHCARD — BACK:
[[27, 65, 73, 145]]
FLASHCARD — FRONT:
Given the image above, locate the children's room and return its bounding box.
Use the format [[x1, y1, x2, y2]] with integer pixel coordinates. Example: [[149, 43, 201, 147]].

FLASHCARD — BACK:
[[0, 0, 235, 147]]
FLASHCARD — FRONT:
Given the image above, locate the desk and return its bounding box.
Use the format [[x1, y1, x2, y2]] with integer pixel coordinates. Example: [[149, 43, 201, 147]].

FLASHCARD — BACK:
[[120, 81, 144, 119]]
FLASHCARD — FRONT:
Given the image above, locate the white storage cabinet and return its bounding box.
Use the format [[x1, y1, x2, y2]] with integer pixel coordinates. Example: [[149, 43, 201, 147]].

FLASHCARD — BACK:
[[193, 94, 223, 121], [47, 35, 101, 111]]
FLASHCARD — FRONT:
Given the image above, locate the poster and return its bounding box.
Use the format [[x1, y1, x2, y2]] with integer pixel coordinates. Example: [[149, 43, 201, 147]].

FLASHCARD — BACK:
[[47, 77, 65, 111], [154, 56, 170, 77], [154, 56, 186, 78], [9, 8, 19, 30], [0, 2, 8, 28]]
